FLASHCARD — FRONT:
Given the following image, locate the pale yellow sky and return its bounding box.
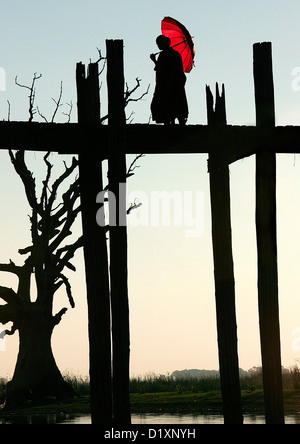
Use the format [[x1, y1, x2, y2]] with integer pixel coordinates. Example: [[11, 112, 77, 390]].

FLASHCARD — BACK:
[[1, 0, 300, 379]]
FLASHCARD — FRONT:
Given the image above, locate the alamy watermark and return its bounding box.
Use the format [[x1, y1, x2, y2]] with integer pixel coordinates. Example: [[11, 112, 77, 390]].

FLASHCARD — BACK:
[[96, 184, 205, 238], [0, 327, 6, 352], [291, 67, 300, 92], [291, 326, 300, 352], [0, 68, 5, 91]]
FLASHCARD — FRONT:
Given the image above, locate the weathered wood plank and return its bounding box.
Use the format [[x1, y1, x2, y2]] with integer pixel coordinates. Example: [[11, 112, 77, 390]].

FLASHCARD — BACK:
[[0, 121, 300, 159], [254, 42, 284, 424], [207, 84, 243, 424], [106, 39, 131, 425], [76, 62, 112, 424], [0, 121, 103, 154]]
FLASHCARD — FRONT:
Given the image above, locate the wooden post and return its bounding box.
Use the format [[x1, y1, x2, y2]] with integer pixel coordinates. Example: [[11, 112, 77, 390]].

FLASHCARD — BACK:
[[106, 39, 131, 424], [253, 42, 284, 424], [207, 84, 243, 424], [76, 62, 112, 424]]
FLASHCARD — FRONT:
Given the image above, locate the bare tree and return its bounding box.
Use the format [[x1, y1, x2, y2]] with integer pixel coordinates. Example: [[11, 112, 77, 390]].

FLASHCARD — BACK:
[[0, 149, 82, 407], [0, 62, 147, 408], [0, 76, 82, 407]]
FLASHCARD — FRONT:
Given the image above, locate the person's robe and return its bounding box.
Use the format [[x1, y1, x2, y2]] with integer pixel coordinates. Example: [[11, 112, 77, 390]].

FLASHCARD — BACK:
[[151, 48, 188, 124]]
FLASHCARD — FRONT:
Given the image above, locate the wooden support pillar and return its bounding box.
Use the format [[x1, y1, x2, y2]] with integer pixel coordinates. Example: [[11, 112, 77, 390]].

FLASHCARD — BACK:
[[76, 62, 112, 424], [207, 84, 243, 424], [253, 42, 284, 424], [106, 39, 131, 424]]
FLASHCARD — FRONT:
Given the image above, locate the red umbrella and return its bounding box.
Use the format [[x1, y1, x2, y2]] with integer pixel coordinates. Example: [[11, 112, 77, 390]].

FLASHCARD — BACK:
[[161, 16, 195, 73]]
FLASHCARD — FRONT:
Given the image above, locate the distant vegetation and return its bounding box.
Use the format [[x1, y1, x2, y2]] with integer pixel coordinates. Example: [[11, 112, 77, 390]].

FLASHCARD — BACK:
[[0, 378, 6, 404], [62, 373, 90, 396], [129, 366, 300, 394], [1, 365, 300, 401]]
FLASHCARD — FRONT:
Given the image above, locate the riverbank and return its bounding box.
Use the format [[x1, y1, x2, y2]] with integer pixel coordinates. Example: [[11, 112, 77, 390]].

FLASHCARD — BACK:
[[0, 389, 299, 418]]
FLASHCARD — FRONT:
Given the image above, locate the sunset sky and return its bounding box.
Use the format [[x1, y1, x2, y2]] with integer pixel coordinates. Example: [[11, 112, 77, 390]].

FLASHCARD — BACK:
[[1, 0, 300, 379]]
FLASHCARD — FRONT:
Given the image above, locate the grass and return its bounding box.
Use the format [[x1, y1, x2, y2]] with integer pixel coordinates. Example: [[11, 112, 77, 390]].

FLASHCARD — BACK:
[[1, 390, 299, 417], [130, 390, 224, 414], [1, 368, 300, 417], [63, 372, 90, 396], [130, 374, 221, 394]]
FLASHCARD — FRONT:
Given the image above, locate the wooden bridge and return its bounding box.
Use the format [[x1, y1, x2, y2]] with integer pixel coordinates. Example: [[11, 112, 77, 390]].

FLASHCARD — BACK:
[[1, 40, 298, 424]]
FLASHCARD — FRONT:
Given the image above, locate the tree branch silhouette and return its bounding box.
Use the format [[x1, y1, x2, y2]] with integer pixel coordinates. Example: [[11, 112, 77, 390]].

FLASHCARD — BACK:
[[15, 73, 42, 122]]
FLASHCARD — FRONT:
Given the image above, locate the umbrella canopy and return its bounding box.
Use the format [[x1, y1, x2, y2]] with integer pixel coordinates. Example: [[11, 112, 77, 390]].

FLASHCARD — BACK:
[[161, 16, 195, 73]]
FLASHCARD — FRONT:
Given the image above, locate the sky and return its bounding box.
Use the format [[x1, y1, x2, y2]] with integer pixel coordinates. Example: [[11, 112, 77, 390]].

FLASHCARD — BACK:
[[1, 0, 300, 379]]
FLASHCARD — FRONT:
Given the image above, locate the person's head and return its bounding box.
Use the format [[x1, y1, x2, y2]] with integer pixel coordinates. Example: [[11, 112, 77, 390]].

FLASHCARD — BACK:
[[156, 35, 171, 50]]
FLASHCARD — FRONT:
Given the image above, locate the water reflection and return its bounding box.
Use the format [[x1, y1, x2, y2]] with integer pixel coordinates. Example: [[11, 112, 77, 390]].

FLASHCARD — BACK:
[[0, 413, 81, 424], [1, 412, 300, 424]]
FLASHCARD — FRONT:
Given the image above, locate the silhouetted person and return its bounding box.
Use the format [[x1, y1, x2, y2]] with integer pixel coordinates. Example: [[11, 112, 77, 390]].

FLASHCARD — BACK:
[[150, 35, 188, 125]]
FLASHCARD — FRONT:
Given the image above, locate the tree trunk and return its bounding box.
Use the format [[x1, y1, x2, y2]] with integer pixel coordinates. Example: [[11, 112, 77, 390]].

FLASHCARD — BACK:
[[5, 303, 74, 408]]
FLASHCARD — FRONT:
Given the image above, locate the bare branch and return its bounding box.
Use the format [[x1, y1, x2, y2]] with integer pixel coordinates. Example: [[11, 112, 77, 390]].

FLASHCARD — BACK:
[[2, 323, 18, 336], [100, 79, 150, 124], [48, 157, 79, 212], [0, 286, 18, 304], [95, 47, 105, 63], [126, 154, 145, 178], [49, 203, 81, 254], [124, 78, 150, 108], [62, 100, 73, 123], [9, 150, 40, 245], [0, 260, 23, 276], [37, 83, 71, 123], [99, 60, 106, 76], [124, 77, 141, 103], [0, 304, 17, 326], [51, 81, 63, 123], [52, 307, 68, 326], [36, 106, 48, 122], [40, 152, 53, 209], [100, 113, 109, 124], [7, 100, 11, 121], [18, 246, 32, 256], [55, 235, 83, 272], [126, 111, 135, 124], [15, 73, 42, 122], [127, 199, 142, 215], [56, 273, 75, 308], [8, 150, 39, 211]]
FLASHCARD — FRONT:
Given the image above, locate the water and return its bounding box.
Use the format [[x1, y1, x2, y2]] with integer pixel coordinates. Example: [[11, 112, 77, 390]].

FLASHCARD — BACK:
[[1, 412, 300, 424]]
